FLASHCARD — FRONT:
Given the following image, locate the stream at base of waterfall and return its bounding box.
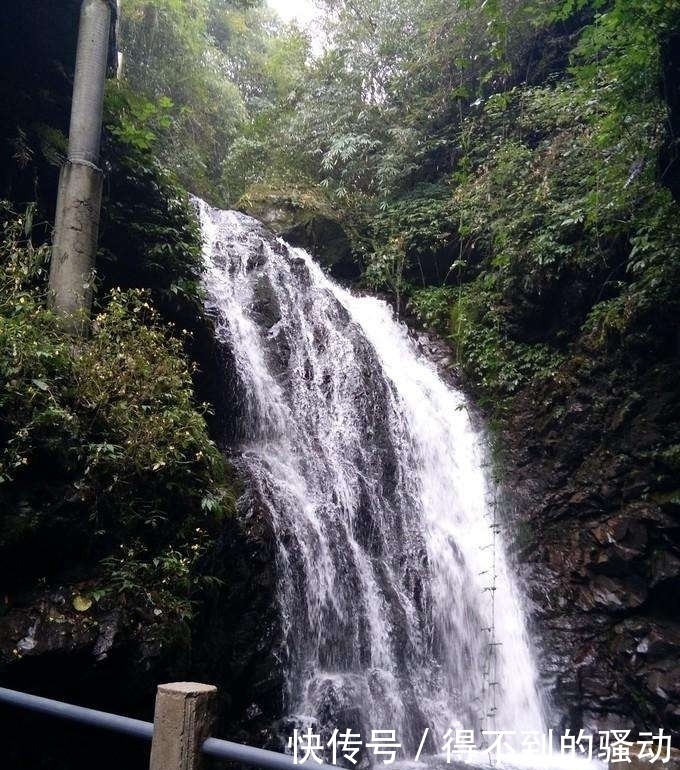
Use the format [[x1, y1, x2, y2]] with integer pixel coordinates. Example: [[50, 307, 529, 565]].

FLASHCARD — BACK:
[[196, 200, 606, 770]]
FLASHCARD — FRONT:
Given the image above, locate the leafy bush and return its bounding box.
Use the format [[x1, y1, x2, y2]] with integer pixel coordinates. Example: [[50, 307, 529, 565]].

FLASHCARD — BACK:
[[98, 84, 205, 322], [360, 186, 460, 310], [447, 284, 565, 405], [434, 72, 680, 406], [0, 204, 236, 632], [408, 286, 459, 331]]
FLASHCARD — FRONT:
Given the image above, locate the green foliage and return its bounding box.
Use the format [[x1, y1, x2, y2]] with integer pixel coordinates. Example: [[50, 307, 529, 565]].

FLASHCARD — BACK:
[[119, 0, 249, 200], [372, 186, 456, 265], [360, 186, 459, 309], [101, 539, 221, 636], [362, 239, 410, 315], [119, 0, 311, 203], [582, 189, 680, 350], [0, 202, 52, 304], [73, 289, 232, 529], [447, 285, 565, 405], [100, 84, 205, 316], [440, 70, 680, 406], [261, 0, 576, 205], [409, 286, 459, 330], [563, 0, 678, 103], [0, 206, 236, 632], [105, 85, 174, 154]]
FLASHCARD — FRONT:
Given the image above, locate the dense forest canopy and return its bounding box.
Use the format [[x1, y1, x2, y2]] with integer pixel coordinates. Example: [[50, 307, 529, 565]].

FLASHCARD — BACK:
[[116, 0, 680, 399]]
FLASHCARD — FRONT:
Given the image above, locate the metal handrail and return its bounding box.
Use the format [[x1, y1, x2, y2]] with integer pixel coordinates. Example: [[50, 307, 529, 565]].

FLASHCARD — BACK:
[[0, 687, 334, 770], [0, 687, 153, 740]]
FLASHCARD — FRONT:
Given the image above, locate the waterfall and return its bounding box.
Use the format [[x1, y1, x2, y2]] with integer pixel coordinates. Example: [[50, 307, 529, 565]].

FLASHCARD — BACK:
[[196, 200, 546, 757]]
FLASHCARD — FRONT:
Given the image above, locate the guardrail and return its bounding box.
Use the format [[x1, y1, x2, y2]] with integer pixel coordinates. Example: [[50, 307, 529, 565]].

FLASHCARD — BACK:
[[0, 682, 336, 770]]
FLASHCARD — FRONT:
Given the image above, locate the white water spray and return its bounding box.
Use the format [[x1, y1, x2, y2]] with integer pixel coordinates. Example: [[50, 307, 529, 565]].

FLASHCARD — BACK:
[[197, 201, 546, 753]]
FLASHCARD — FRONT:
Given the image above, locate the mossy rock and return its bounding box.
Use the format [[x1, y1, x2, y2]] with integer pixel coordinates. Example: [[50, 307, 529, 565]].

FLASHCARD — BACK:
[[238, 184, 360, 282]]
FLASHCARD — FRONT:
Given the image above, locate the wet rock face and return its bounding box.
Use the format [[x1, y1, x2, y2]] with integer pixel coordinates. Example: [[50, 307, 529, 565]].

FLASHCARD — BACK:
[[0, 585, 167, 770], [238, 189, 359, 282], [282, 217, 359, 283], [190, 486, 286, 746], [0, 589, 136, 665], [627, 746, 680, 770], [503, 355, 680, 739]]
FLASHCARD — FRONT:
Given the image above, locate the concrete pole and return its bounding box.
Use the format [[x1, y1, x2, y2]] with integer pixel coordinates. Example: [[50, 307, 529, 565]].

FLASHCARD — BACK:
[[49, 0, 112, 335], [149, 683, 217, 770]]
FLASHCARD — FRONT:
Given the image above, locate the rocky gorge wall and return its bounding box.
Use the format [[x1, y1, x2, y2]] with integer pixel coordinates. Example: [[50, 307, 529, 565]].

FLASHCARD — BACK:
[[503, 345, 680, 739]]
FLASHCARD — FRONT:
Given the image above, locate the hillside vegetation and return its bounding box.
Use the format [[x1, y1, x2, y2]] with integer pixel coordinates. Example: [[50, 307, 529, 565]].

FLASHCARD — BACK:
[[117, 0, 680, 412], [1, 0, 679, 749]]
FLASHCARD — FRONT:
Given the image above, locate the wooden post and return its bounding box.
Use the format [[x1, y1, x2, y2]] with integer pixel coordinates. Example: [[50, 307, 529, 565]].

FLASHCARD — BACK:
[[149, 683, 217, 770]]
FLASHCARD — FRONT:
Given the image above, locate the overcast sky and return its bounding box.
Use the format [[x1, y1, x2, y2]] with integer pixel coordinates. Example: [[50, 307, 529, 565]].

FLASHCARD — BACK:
[[267, 0, 319, 25]]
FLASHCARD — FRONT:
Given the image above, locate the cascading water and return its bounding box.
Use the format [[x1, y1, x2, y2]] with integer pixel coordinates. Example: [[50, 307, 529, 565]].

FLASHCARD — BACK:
[[196, 199, 546, 758]]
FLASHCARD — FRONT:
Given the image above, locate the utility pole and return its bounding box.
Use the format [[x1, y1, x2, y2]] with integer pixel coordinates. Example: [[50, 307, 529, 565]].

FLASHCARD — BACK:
[[48, 0, 113, 336]]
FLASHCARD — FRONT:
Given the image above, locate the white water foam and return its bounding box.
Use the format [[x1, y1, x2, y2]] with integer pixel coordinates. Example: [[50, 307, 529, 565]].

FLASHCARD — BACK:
[[197, 200, 548, 757]]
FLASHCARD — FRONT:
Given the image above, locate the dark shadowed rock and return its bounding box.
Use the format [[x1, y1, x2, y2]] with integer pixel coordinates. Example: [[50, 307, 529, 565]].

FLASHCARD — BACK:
[[501, 353, 680, 740], [238, 185, 360, 282]]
